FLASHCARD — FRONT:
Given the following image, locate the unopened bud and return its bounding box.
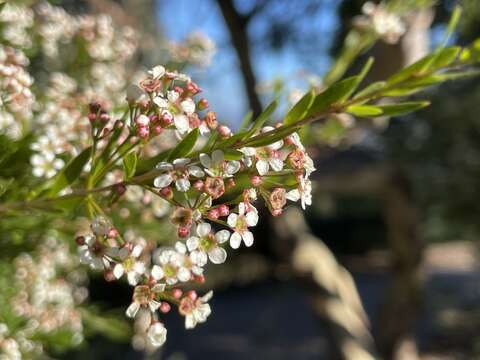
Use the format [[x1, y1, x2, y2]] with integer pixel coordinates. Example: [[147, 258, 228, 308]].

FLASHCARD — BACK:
[[160, 302, 171, 313], [137, 126, 149, 139], [204, 111, 218, 130], [114, 183, 127, 196], [186, 290, 197, 301], [218, 204, 230, 217], [226, 178, 236, 188], [178, 226, 190, 238], [251, 176, 262, 187], [208, 208, 219, 220], [160, 187, 173, 199], [108, 228, 119, 238], [100, 113, 110, 122], [193, 180, 204, 191], [153, 126, 163, 135], [172, 288, 183, 299], [218, 125, 231, 138], [75, 236, 86, 246], [88, 113, 97, 122], [197, 98, 209, 111]]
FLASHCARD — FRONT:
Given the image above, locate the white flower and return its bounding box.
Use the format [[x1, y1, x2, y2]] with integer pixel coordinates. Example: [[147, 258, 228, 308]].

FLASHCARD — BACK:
[[286, 176, 313, 210], [180, 98, 195, 115], [167, 90, 179, 102], [147, 322, 167, 348], [78, 235, 116, 270], [227, 202, 259, 249], [112, 244, 146, 286], [30, 153, 64, 178], [186, 223, 229, 265], [126, 283, 166, 318], [179, 291, 213, 329], [153, 96, 168, 109], [199, 150, 240, 178], [174, 113, 190, 134], [153, 158, 204, 192], [151, 245, 197, 285]]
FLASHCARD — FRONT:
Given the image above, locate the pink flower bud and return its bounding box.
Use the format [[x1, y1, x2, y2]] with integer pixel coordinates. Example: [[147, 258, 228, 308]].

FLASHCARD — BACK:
[[285, 136, 295, 146], [251, 176, 262, 187], [194, 274, 206, 284], [104, 270, 116, 282], [174, 86, 184, 95], [129, 136, 139, 144], [153, 126, 163, 135], [137, 126, 150, 139], [272, 209, 282, 216], [226, 178, 236, 189], [186, 290, 197, 301], [114, 183, 127, 196], [172, 288, 183, 299], [197, 98, 209, 110], [160, 187, 173, 199], [88, 113, 97, 122], [160, 302, 171, 313], [186, 82, 200, 95], [218, 204, 230, 217], [218, 125, 231, 138], [108, 228, 119, 238], [100, 113, 110, 122], [135, 114, 150, 127], [193, 180, 204, 191], [178, 226, 190, 238], [150, 114, 159, 123], [161, 112, 173, 126], [204, 111, 218, 130], [208, 208, 219, 220]]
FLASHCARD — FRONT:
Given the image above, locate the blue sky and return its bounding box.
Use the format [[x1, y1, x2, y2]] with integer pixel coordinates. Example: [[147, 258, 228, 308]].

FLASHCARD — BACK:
[[156, 0, 339, 127]]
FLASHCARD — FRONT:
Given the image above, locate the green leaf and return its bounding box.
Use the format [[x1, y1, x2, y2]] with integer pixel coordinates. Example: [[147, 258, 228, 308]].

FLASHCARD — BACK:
[[443, 5, 462, 46], [430, 46, 461, 70], [353, 81, 386, 100], [223, 149, 244, 160], [217, 130, 249, 149], [376, 101, 430, 117], [346, 105, 383, 117], [239, 111, 253, 131], [248, 100, 277, 134], [45, 147, 91, 197], [135, 149, 169, 175], [0, 2, 6, 12], [122, 151, 137, 179], [284, 90, 314, 125], [245, 125, 299, 148], [167, 128, 199, 161]]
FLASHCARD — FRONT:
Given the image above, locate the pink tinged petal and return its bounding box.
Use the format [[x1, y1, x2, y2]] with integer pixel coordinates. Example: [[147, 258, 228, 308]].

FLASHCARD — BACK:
[[215, 229, 230, 244], [153, 174, 173, 188], [175, 178, 191, 192], [196, 223, 211, 237], [188, 166, 205, 178], [229, 232, 242, 249], [126, 302, 140, 318], [269, 158, 284, 172], [242, 231, 254, 247], [227, 213, 238, 228], [113, 264, 125, 279], [225, 161, 240, 175], [245, 211, 259, 227], [211, 150, 224, 165], [151, 265, 164, 280], [199, 153, 212, 168], [177, 268, 191, 282], [256, 159, 269, 175], [186, 236, 200, 251], [268, 139, 284, 151], [208, 247, 227, 264]]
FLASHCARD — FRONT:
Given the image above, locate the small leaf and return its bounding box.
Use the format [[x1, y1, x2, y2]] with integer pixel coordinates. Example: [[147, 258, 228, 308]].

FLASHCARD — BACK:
[[46, 147, 91, 197], [245, 125, 299, 148], [168, 128, 199, 161], [443, 5, 462, 46], [135, 149, 169, 175], [346, 105, 383, 117], [377, 101, 430, 117], [307, 76, 358, 116], [353, 81, 386, 100], [122, 151, 137, 179], [223, 149, 244, 160], [248, 100, 277, 134], [239, 111, 253, 131], [284, 90, 314, 125], [430, 46, 461, 70]]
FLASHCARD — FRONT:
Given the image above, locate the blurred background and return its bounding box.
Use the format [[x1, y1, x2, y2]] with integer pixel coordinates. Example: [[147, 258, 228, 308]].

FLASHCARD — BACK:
[[2, 0, 480, 359]]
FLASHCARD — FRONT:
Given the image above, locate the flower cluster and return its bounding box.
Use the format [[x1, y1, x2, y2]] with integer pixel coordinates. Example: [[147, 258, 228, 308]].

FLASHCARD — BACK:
[[355, 1, 406, 44], [168, 32, 217, 67], [71, 65, 315, 350]]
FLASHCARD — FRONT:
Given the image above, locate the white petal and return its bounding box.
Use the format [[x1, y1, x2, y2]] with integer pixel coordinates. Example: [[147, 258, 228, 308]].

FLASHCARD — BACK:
[[256, 159, 269, 175], [113, 264, 125, 279], [174, 114, 189, 133], [167, 90, 179, 102], [225, 161, 240, 175], [151, 265, 164, 280], [245, 211, 259, 227], [150, 65, 165, 79], [177, 267, 191, 282], [196, 222, 211, 237], [190, 250, 208, 267], [127, 271, 141, 286], [173, 158, 191, 167], [199, 153, 212, 168], [153, 96, 168, 108], [126, 302, 140, 318], [180, 98, 195, 114], [286, 189, 300, 202], [215, 229, 230, 244], [186, 236, 200, 251], [153, 174, 173, 188], [229, 232, 242, 249], [227, 213, 238, 228], [131, 245, 143, 258], [185, 314, 196, 329], [149, 300, 161, 312], [269, 158, 284, 172], [238, 202, 246, 215], [175, 178, 191, 192], [242, 231, 254, 247], [155, 162, 174, 171], [211, 150, 224, 165], [188, 166, 205, 178], [175, 241, 187, 254], [208, 247, 227, 264], [239, 147, 255, 156]]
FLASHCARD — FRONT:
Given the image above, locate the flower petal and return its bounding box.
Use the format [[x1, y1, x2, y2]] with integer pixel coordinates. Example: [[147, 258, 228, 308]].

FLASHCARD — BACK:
[[151, 265, 164, 280], [175, 178, 191, 192], [269, 158, 284, 172], [211, 149, 224, 165], [229, 232, 242, 249], [256, 159, 269, 176], [153, 174, 173, 188], [208, 247, 227, 264], [186, 236, 200, 251], [125, 302, 140, 318], [199, 153, 212, 168], [188, 165, 205, 178], [242, 231, 254, 247], [215, 229, 230, 244], [227, 213, 238, 228]]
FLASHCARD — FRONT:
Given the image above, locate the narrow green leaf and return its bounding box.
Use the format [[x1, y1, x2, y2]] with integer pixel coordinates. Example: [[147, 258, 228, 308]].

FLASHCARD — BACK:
[[239, 111, 253, 131], [443, 5, 462, 46], [346, 105, 383, 117], [46, 147, 91, 196], [377, 101, 430, 117], [167, 128, 199, 161], [122, 151, 137, 179], [248, 100, 277, 134], [284, 90, 314, 125], [245, 125, 299, 148], [353, 81, 386, 100], [135, 149, 169, 175], [217, 130, 249, 149], [430, 46, 461, 70], [223, 149, 244, 160]]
